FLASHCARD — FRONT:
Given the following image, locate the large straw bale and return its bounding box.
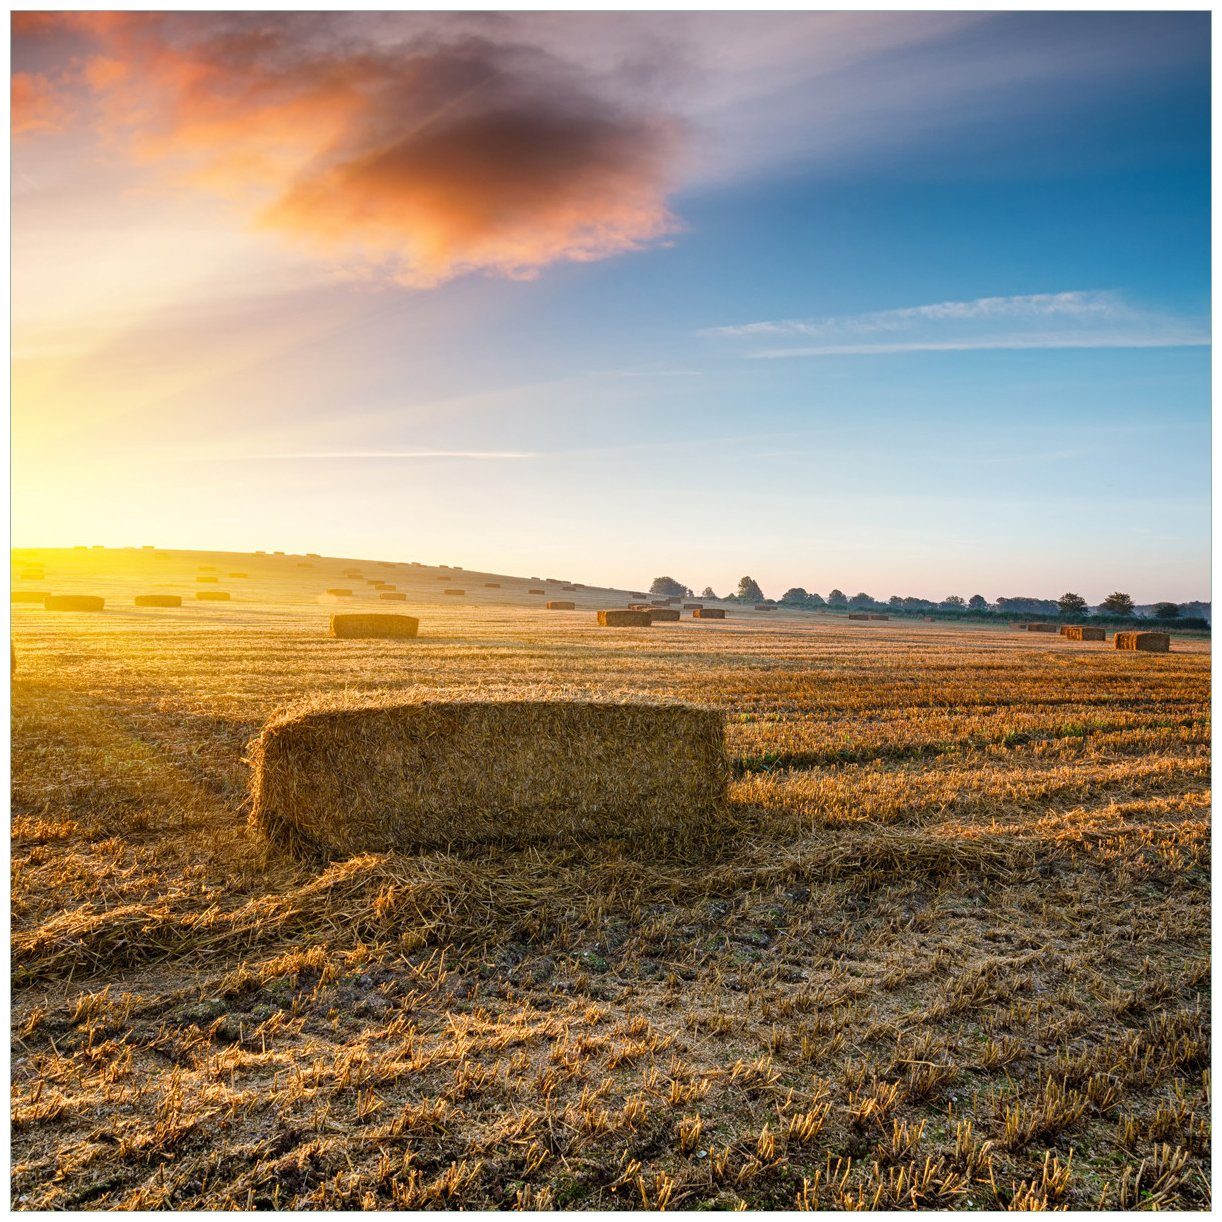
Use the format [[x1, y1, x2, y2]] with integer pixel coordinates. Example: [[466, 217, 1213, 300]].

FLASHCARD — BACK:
[[249, 697, 727, 859], [135, 594, 182, 607], [692, 607, 725, 619], [648, 608, 681, 622], [329, 613, 419, 639], [1064, 625, 1106, 641], [1115, 631, 1170, 653], [547, 600, 576, 610], [195, 591, 231, 601], [11, 591, 50, 603], [597, 609, 652, 627], [45, 595, 105, 611]]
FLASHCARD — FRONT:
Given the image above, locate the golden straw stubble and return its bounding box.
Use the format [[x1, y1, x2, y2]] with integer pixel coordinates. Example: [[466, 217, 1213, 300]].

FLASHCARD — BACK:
[[249, 697, 727, 860]]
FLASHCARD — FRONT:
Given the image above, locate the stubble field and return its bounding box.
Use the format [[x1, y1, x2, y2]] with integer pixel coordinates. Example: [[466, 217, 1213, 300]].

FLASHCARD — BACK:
[[10, 547, 1211, 1209]]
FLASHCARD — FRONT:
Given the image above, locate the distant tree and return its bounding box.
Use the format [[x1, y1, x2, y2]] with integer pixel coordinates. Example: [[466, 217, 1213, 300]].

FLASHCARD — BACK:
[[902, 596, 935, 611], [1057, 592, 1088, 616], [1101, 591, 1135, 617], [807, 592, 826, 607], [848, 591, 873, 608], [1152, 601, 1181, 619], [780, 587, 809, 605], [699, 586, 717, 600], [888, 595, 903, 608], [736, 576, 765, 603], [827, 588, 848, 609], [649, 576, 687, 598], [967, 594, 988, 610], [996, 596, 1059, 614], [942, 595, 966, 609]]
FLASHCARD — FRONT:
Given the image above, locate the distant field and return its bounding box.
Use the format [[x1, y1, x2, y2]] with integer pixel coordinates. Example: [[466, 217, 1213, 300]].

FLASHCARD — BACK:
[[10, 547, 1210, 1209]]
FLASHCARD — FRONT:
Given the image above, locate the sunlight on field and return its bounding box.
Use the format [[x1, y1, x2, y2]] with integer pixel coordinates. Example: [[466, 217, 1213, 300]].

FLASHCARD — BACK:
[[10, 546, 1210, 1209]]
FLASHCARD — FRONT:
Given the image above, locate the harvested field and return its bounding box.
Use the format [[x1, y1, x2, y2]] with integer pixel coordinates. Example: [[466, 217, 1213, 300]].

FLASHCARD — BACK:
[[8, 545, 1211, 1210], [328, 613, 419, 640], [597, 609, 652, 627]]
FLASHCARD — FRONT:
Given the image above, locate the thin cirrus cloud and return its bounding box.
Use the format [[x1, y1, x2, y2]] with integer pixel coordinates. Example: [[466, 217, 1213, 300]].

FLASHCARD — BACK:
[[707, 292, 1211, 357], [11, 12, 681, 287]]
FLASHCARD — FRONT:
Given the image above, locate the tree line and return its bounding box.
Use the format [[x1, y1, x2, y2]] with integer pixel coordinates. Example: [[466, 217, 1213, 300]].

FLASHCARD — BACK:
[[647, 577, 1205, 627]]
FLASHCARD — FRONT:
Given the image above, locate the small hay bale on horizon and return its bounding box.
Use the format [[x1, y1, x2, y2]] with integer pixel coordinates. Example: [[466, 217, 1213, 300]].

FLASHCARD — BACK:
[[649, 608, 681, 622], [45, 595, 105, 612], [228, 572, 248, 578], [444, 589, 465, 596], [869, 613, 888, 621], [629, 591, 648, 599], [684, 603, 705, 610], [135, 594, 183, 607], [547, 600, 576, 610], [325, 588, 354, 597], [692, 607, 725, 619], [329, 613, 419, 640], [379, 591, 407, 601], [528, 588, 546, 595], [484, 582, 501, 588], [848, 612, 870, 621], [1115, 630, 1170, 653], [597, 609, 652, 627], [249, 697, 727, 860], [195, 591, 231, 601], [19, 570, 44, 580]]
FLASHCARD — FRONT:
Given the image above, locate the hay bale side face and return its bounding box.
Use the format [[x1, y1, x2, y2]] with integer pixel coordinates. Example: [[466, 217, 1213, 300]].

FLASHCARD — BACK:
[[1026, 623, 1059, 633], [326, 588, 354, 597], [195, 591, 232, 601], [484, 582, 501, 588], [692, 607, 726, 619], [597, 609, 652, 627], [847, 613, 870, 621], [249, 699, 727, 859], [443, 589, 465, 596], [378, 591, 408, 601], [869, 614, 889, 621], [648, 608, 681, 622], [1116, 631, 1170, 652], [11, 591, 50, 603], [196, 576, 219, 583], [685, 603, 705, 610], [329, 613, 419, 639], [44, 595, 105, 611], [528, 589, 545, 595], [1080, 626, 1107, 642], [546, 600, 576, 610], [135, 594, 183, 607]]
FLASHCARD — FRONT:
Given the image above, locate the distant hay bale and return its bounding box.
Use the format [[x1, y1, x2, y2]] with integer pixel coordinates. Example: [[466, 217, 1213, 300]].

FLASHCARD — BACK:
[[195, 591, 231, 601], [329, 613, 419, 639], [196, 576, 219, 583], [45, 595, 104, 611], [1064, 626, 1106, 641], [1115, 631, 1170, 653], [649, 608, 681, 622], [484, 582, 501, 588], [561, 585, 577, 591], [650, 599, 670, 606], [274, 551, 285, 555], [249, 697, 727, 859], [443, 589, 465, 596], [134, 594, 182, 607], [630, 592, 648, 600], [597, 609, 652, 627], [11, 591, 50, 603], [379, 592, 407, 601], [628, 603, 652, 611], [1026, 623, 1059, 634], [326, 588, 354, 597], [692, 608, 725, 619], [869, 614, 889, 621], [547, 600, 576, 610], [848, 613, 870, 621], [529, 589, 546, 595]]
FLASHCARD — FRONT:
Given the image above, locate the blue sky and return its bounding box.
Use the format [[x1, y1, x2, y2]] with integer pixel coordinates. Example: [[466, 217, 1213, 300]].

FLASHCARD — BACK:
[[12, 11, 1210, 601]]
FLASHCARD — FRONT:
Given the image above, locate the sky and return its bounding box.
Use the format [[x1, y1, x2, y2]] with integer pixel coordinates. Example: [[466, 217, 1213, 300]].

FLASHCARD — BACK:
[[10, 10, 1211, 602]]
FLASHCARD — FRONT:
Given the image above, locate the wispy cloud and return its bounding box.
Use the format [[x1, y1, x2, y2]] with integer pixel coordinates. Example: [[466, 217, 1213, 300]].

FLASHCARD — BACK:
[[193, 449, 538, 461], [707, 291, 1210, 357]]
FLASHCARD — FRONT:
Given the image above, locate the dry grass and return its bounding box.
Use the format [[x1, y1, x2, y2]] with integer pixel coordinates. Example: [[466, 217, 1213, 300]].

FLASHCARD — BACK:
[[8, 544, 1211, 1210]]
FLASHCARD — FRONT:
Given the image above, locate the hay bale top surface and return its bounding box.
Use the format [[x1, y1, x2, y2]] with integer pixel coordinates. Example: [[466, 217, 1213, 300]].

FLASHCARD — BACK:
[[249, 696, 727, 860]]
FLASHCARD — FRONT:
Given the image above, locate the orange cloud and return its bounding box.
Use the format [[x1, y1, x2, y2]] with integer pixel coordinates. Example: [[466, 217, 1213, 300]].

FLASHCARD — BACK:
[[12, 14, 681, 284], [11, 72, 67, 135]]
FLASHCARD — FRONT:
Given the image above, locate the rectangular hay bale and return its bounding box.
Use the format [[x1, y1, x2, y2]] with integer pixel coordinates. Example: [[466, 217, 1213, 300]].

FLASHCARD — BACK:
[[135, 594, 183, 607], [326, 588, 354, 597], [1115, 631, 1170, 653], [597, 609, 652, 627], [692, 607, 725, 619], [249, 698, 727, 859], [45, 595, 105, 611], [195, 591, 231, 601], [847, 612, 870, 621], [648, 608, 681, 622], [443, 589, 465, 596], [547, 600, 576, 610], [329, 613, 419, 639], [1026, 623, 1059, 633], [379, 591, 408, 601]]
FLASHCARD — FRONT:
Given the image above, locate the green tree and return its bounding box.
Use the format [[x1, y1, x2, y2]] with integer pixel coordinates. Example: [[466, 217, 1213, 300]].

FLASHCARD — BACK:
[[736, 576, 765, 603], [699, 586, 717, 600], [942, 595, 965, 609], [827, 588, 847, 609], [967, 594, 988, 610], [848, 591, 873, 608], [1152, 601, 1181, 619], [807, 592, 826, 607], [780, 587, 809, 604], [1058, 592, 1088, 616], [888, 595, 903, 608], [649, 576, 686, 598], [1101, 591, 1135, 617]]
